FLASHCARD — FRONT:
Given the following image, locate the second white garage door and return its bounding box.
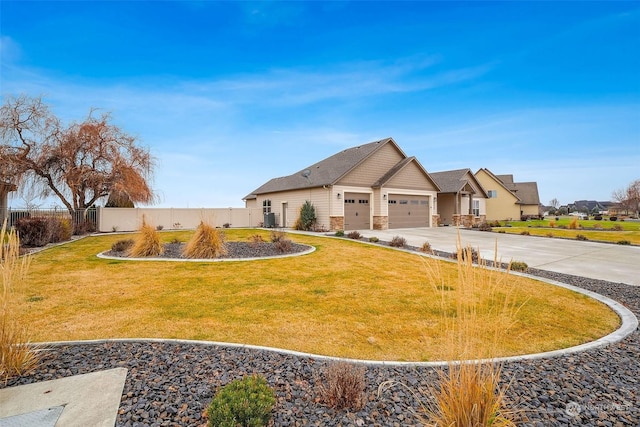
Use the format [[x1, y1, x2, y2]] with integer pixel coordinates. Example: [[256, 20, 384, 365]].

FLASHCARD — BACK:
[[388, 195, 430, 228]]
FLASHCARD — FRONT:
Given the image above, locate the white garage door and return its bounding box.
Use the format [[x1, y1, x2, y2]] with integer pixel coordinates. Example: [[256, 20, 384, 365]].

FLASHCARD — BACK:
[[344, 193, 370, 230], [388, 195, 430, 228]]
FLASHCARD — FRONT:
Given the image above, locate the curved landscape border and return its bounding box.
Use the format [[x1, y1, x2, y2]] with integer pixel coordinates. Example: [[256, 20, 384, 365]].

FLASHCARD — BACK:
[[39, 270, 637, 366], [96, 244, 316, 262]]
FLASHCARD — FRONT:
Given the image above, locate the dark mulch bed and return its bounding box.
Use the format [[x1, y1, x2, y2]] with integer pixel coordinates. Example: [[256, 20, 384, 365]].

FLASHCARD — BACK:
[[106, 241, 311, 259]]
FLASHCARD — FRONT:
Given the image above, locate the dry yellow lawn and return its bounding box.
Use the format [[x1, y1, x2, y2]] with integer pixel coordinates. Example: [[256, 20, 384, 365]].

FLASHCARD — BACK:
[[15, 230, 620, 361]]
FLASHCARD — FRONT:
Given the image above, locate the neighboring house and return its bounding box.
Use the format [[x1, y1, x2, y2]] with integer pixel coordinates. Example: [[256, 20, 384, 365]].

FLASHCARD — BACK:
[[244, 137, 440, 230], [0, 181, 17, 226], [569, 200, 612, 215], [474, 169, 541, 221], [430, 168, 488, 227], [496, 174, 541, 219]]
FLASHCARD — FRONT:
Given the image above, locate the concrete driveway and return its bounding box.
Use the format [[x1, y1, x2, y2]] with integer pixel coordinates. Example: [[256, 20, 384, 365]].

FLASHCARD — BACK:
[[355, 227, 640, 286]]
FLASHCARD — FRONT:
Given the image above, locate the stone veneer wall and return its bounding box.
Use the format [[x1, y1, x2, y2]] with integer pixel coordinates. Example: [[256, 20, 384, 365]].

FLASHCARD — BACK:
[[432, 214, 440, 227], [373, 216, 389, 230], [330, 216, 344, 231]]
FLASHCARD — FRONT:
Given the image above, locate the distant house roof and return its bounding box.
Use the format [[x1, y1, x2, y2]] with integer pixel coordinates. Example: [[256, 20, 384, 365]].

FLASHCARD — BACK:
[[431, 168, 488, 197], [245, 137, 440, 199], [487, 173, 540, 206], [571, 200, 612, 212]]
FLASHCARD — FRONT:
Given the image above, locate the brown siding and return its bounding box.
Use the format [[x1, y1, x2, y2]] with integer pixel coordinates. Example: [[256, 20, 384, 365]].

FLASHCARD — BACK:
[[387, 162, 438, 191], [338, 143, 404, 186]]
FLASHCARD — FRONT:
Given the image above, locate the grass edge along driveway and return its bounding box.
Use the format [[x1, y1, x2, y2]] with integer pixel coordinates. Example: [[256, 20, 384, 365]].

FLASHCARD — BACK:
[[17, 229, 620, 361]]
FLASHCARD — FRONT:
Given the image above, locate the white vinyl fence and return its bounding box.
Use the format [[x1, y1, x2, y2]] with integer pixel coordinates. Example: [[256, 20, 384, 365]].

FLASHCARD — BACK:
[[97, 207, 266, 232]]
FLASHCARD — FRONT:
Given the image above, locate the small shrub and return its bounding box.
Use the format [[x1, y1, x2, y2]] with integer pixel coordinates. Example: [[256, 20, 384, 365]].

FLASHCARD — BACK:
[[568, 218, 579, 229], [546, 232, 554, 238], [576, 234, 588, 241], [207, 375, 275, 427], [609, 216, 618, 221], [368, 236, 379, 243], [520, 231, 530, 236], [347, 231, 361, 240], [334, 230, 345, 237], [248, 234, 265, 246], [593, 223, 603, 229], [223, 223, 231, 229], [156, 225, 164, 231], [389, 236, 406, 248], [510, 261, 528, 272], [183, 221, 227, 259], [14, 217, 51, 247], [477, 222, 492, 232], [317, 362, 366, 410], [419, 241, 433, 254], [489, 220, 502, 227], [617, 240, 631, 245], [274, 238, 292, 253], [548, 220, 556, 228], [48, 217, 72, 243], [270, 230, 287, 243], [169, 237, 182, 244], [111, 239, 134, 252], [293, 201, 317, 231], [594, 215, 603, 221], [455, 246, 479, 263], [611, 224, 623, 231], [130, 218, 164, 257]]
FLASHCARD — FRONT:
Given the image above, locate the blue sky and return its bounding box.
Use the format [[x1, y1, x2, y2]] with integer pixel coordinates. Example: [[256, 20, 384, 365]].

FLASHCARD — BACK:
[[1, 1, 639, 208]]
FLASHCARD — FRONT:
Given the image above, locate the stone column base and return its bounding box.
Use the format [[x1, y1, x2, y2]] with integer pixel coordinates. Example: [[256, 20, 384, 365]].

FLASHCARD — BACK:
[[330, 216, 344, 231], [373, 216, 389, 230]]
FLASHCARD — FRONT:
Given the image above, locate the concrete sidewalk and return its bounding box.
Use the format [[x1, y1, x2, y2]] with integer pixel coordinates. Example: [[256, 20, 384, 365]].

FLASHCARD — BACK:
[[355, 227, 640, 286]]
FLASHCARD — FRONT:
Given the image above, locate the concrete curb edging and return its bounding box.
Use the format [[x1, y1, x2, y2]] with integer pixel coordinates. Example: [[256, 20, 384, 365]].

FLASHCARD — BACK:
[[96, 244, 316, 262], [38, 271, 637, 367]]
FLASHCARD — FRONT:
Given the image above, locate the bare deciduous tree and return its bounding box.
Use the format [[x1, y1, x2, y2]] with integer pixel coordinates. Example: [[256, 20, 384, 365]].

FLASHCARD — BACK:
[[1, 95, 156, 233], [612, 179, 640, 217]]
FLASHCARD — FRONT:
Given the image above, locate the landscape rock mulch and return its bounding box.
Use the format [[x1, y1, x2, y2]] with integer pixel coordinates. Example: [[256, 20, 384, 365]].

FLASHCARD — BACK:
[[107, 241, 311, 260], [3, 249, 638, 426]]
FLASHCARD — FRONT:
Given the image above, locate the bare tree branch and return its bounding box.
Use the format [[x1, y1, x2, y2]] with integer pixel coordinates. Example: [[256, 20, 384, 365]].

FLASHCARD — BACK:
[[1, 95, 156, 233]]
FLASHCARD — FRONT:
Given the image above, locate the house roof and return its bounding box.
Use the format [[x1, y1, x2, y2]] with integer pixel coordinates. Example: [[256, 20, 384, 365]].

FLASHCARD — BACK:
[[431, 168, 488, 197], [371, 156, 440, 190], [493, 173, 540, 206], [506, 181, 540, 206], [245, 137, 433, 199], [475, 168, 521, 202]]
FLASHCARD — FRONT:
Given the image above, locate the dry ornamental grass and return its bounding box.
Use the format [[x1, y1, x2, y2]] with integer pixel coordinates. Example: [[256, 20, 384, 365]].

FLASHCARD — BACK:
[[1, 221, 40, 382]]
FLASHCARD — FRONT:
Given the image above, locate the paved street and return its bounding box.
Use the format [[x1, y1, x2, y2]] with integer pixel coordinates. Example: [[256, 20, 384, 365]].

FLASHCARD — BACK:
[[355, 227, 640, 286]]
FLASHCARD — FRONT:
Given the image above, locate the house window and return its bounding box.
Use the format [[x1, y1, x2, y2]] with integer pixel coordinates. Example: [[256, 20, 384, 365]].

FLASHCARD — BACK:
[[359, 199, 369, 204], [345, 199, 355, 204], [488, 190, 497, 198], [399, 200, 408, 205], [262, 199, 271, 214], [473, 200, 480, 216], [388, 200, 397, 204]]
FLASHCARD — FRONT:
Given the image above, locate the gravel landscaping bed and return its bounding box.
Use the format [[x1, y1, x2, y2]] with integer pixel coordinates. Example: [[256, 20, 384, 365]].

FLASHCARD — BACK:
[[106, 241, 311, 259], [3, 250, 638, 426]]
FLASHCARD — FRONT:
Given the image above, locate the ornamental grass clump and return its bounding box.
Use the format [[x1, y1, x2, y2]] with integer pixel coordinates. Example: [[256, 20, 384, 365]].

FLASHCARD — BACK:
[[207, 375, 275, 427], [129, 217, 164, 257], [1, 220, 40, 383], [420, 237, 523, 426], [183, 221, 227, 259], [317, 362, 367, 411]]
